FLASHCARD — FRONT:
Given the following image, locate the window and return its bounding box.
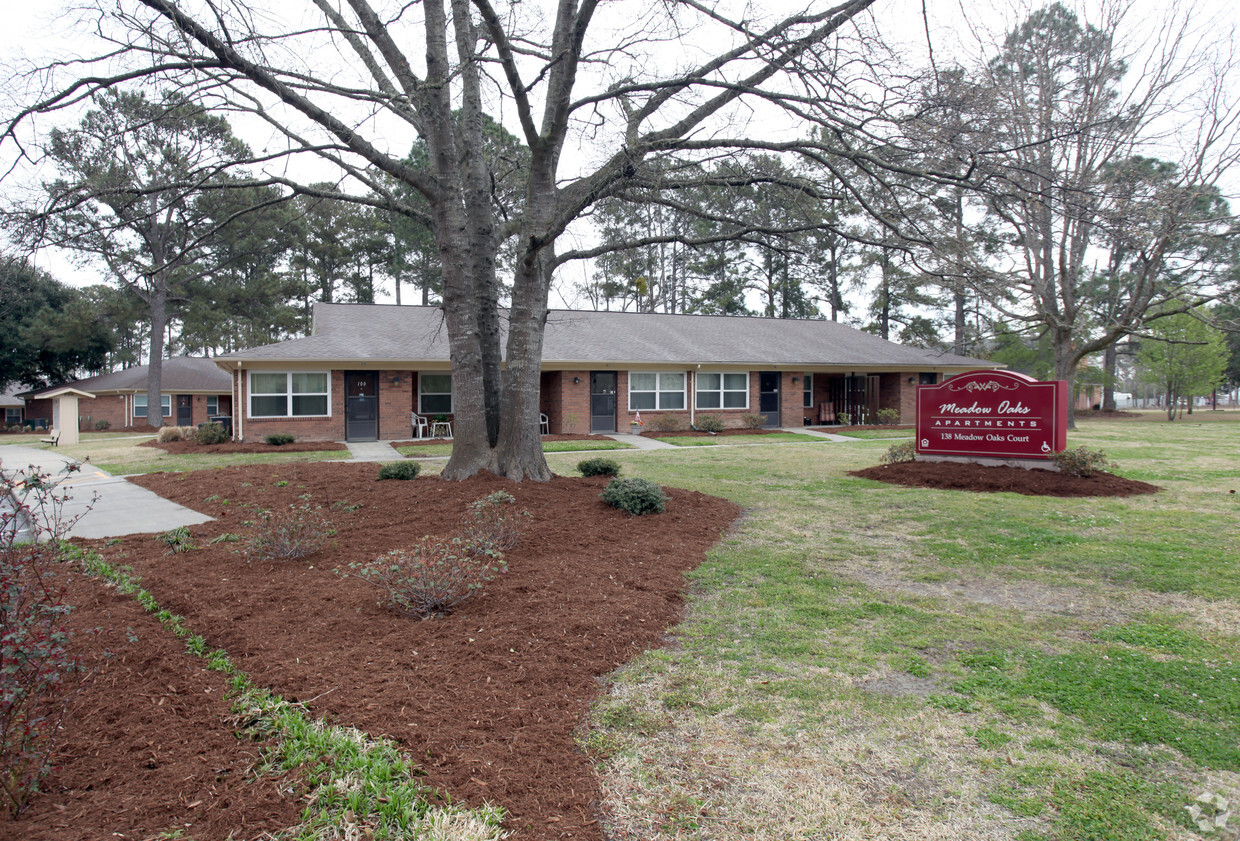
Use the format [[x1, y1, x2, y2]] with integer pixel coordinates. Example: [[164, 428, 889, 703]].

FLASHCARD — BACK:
[[134, 393, 171, 418], [249, 372, 329, 417], [628, 371, 686, 411], [4, 408, 21, 426], [695, 372, 748, 410], [207, 395, 219, 416], [803, 374, 813, 408], [419, 373, 453, 415]]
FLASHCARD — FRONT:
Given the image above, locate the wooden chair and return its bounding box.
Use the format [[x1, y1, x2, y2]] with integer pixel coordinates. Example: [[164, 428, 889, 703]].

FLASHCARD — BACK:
[[818, 401, 836, 424], [540, 413, 550, 435], [411, 413, 429, 439]]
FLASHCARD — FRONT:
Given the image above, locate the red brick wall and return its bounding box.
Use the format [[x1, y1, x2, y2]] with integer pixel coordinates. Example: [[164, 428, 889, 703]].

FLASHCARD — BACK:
[[240, 370, 345, 442]]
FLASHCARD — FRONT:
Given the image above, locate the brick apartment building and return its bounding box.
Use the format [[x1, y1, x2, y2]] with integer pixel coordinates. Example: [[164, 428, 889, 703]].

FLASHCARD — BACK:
[[214, 303, 993, 443]]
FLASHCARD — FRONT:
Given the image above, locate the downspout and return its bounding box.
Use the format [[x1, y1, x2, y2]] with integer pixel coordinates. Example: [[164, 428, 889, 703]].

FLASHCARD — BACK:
[[235, 362, 243, 442], [689, 367, 697, 427]]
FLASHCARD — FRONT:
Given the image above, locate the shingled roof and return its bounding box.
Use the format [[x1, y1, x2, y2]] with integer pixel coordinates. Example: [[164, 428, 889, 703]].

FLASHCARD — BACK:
[[215, 303, 994, 372], [25, 357, 232, 397]]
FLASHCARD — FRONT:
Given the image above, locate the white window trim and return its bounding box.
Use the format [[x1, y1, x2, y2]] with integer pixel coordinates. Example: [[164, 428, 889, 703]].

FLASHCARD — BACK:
[[803, 373, 813, 409], [695, 371, 749, 410], [627, 371, 687, 411], [207, 395, 219, 416], [248, 371, 331, 418], [418, 373, 454, 415], [134, 393, 172, 418]]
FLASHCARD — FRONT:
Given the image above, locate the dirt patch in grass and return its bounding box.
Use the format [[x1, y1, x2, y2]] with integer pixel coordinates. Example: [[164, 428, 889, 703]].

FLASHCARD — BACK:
[[141, 439, 349, 454], [7, 463, 740, 841], [850, 460, 1159, 498]]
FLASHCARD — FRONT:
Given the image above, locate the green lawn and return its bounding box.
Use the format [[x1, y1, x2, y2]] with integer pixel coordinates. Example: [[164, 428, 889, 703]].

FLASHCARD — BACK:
[[395, 438, 633, 458], [32, 433, 352, 475], [653, 432, 829, 446], [546, 411, 1240, 841], [830, 427, 915, 439]]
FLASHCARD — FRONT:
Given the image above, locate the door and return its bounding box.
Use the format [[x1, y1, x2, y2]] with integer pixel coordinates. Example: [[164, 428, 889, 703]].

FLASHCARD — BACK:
[[590, 371, 617, 433], [176, 394, 193, 427], [758, 372, 780, 428], [345, 371, 379, 441]]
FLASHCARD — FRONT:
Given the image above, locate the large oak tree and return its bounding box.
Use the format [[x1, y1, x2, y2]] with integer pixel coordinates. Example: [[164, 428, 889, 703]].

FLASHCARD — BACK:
[[5, 0, 915, 479]]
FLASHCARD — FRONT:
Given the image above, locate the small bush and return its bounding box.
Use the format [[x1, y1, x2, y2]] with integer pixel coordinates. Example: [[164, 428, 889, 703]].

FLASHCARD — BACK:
[[1050, 446, 1115, 478], [156, 526, 196, 554], [649, 415, 683, 432], [245, 497, 334, 560], [156, 425, 191, 443], [836, 412, 852, 426], [695, 415, 725, 434], [92, 419, 111, 431], [347, 535, 507, 618], [740, 413, 765, 429], [578, 457, 621, 477], [193, 422, 229, 445], [265, 433, 296, 446], [601, 477, 667, 516], [461, 491, 529, 554], [881, 440, 917, 464], [377, 461, 420, 481], [876, 407, 900, 425]]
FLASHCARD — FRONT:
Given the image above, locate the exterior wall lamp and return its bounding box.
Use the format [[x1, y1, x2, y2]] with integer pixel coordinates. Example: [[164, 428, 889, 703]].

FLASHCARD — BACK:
[[573, 376, 581, 384]]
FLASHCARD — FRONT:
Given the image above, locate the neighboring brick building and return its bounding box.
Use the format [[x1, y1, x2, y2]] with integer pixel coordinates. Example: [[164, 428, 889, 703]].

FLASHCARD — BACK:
[[215, 303, 994, 442], [22, 357, 233, 431]]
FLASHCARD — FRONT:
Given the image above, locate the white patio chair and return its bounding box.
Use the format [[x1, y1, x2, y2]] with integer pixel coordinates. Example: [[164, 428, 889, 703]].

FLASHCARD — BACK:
[[411, 412, 429, 439], [540, 412, 550, 435]]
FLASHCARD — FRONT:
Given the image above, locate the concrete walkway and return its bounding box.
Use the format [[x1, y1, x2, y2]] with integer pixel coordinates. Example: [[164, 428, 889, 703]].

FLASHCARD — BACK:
[[0, 445, 212, 539], [342, 440, 405, 462]]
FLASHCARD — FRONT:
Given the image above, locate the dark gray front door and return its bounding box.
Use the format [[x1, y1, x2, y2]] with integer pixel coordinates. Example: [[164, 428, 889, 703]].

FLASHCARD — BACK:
[[345, 371, 379, 441], [590, 372, 617, 433], [176, 395, 193, 427], [758, 372, 780, 427]]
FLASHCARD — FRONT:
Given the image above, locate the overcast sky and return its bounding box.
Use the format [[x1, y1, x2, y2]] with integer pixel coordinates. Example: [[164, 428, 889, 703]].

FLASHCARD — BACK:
[[2, 0, 1236, 298]]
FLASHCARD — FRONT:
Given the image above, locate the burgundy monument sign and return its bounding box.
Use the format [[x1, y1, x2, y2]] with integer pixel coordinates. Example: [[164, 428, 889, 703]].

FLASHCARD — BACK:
[[916, 370, 1067, 463]]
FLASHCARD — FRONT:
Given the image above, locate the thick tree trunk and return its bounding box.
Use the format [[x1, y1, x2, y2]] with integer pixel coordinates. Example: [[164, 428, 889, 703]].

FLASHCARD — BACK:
[[1102, 343, 1117, 411]]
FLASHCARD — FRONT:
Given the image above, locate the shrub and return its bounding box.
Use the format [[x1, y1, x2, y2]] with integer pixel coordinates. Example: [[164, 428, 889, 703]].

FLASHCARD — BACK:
[[156, 526, 196, 554], [347, 535, 507, 618], [157, 425, 189, 443], [377, 461, 420, 481], [265, 433, 296, 446], [1050, 446, 1115, 478], [836, 412, 852, 426], [92, 418, 110, 431], [695, 415, 724, 434], [461, 491, 529, 554], [649, 415, 683, 432], [193, 422, 230, 445], [0, 467, 89, 817], [876, 407, 900, 425], [578, 457, 621, 477], [880, 440, 917, 464], [740, 413, 765, 429], [601, 477, 667, 516], [245, 497, 335, 560]]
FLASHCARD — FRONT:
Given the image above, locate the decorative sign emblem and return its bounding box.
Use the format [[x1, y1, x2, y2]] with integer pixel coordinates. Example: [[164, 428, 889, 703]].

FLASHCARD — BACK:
[[916, 370, 1067, 461]]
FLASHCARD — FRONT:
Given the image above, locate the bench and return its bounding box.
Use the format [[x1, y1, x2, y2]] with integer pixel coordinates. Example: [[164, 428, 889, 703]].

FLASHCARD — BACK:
[[40, 431, 60, 447]]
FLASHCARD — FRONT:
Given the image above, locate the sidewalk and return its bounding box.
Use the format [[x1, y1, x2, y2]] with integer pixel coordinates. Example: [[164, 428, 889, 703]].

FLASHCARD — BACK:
[[0, 445, 212, 539], [342, 440, 405, 461]]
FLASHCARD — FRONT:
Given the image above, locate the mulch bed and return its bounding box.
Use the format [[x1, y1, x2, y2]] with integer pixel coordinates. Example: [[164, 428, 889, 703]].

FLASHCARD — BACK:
[[4, 464, 742, 841], [141, 439, 349, 454], [850, 459, 1160, 497]]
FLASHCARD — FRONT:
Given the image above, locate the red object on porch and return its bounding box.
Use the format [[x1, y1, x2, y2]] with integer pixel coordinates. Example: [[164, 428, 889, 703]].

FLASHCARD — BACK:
[[818, 401, 835, 423]]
